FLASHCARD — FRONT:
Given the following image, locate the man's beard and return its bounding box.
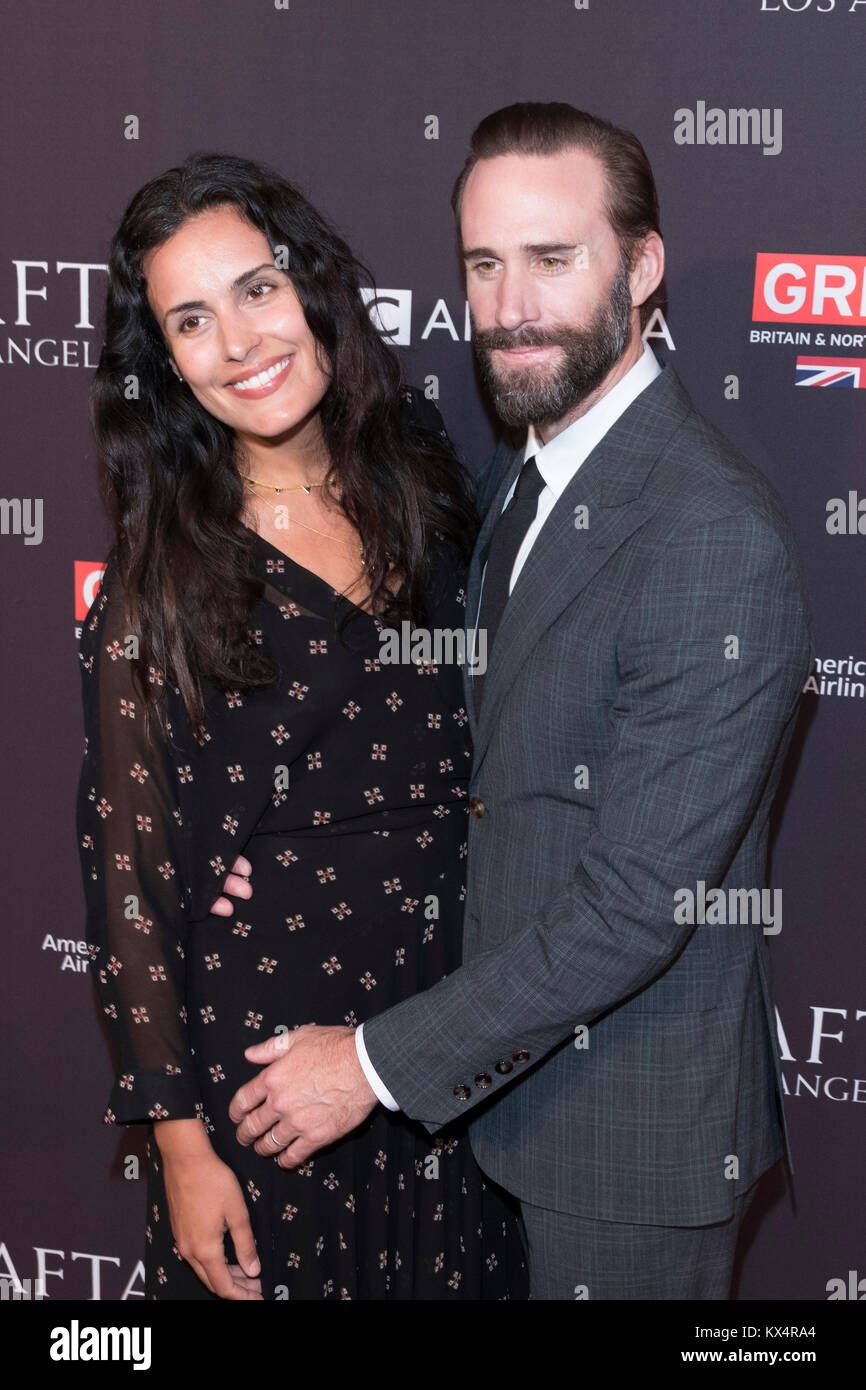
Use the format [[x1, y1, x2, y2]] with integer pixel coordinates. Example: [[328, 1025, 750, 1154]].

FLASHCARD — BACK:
[[472, 255, 634, 430]]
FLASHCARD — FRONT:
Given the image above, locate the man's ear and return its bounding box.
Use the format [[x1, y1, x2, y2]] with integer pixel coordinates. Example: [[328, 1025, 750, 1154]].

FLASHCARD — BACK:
[[630, 232, 665, 315]]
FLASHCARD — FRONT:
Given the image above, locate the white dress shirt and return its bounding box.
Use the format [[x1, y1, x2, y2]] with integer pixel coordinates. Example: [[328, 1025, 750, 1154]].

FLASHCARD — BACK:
[[355, 341, 662, 1110]]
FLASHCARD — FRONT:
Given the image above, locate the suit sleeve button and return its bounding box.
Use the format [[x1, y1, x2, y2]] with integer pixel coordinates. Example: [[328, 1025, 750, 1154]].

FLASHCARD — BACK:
[[453, 1084, 471, 1100], [468, 796, 486, 818], [474, 1073, 492, 1089], [512, 1049, 530, 1063], [494, 1059, 513, 1074]]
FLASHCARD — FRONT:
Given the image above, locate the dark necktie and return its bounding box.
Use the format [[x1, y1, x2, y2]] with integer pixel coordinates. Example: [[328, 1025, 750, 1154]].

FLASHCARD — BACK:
[[472, 456, 545, 711]]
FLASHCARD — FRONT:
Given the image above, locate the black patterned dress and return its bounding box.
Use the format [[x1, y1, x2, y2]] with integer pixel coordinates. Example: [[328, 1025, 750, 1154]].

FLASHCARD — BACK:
[[76, 487, 528, 1300]]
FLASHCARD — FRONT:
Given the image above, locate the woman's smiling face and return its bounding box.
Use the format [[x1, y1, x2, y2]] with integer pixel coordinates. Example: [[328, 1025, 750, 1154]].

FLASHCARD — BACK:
[[144, 203, 331, 440]]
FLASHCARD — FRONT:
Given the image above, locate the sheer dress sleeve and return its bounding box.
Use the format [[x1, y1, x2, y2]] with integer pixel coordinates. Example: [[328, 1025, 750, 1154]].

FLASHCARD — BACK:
[[76, 560, 204, 1126]]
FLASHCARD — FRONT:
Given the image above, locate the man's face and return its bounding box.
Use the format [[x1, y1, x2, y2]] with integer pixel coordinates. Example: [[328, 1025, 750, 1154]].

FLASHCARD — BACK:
[[460, 148, 636, 431]]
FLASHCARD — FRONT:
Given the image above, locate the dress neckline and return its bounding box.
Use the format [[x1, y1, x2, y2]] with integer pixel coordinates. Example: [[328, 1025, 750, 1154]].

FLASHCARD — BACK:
[[240, 520, 403, 622]]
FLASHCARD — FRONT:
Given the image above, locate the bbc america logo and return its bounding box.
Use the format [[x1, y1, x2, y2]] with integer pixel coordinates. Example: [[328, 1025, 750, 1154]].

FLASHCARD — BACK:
[[360, 288, 471, 347], [361, 287, 676, 354]]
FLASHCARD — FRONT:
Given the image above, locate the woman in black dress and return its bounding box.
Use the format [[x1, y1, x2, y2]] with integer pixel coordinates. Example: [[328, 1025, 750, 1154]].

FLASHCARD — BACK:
[[76, 154, 528, 1300]]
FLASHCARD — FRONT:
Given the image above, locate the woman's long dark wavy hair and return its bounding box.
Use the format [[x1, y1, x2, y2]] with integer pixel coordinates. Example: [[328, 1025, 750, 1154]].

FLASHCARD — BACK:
[[91, 152, 478, 742]]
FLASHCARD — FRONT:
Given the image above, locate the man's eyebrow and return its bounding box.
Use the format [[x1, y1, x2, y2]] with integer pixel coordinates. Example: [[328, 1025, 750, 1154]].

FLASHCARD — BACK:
[[163, 262, 278, 326], [523, 242, 584, 257], [462, 242, 583, 262]]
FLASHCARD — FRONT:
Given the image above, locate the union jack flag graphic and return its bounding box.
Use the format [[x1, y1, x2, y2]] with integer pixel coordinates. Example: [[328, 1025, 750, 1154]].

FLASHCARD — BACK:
[[795, 356, 866, 388]]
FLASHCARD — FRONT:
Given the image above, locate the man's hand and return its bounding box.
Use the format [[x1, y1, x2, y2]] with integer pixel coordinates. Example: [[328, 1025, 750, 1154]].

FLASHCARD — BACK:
[[229, 1025, 378, 1169], [210, 854, 252, 916]]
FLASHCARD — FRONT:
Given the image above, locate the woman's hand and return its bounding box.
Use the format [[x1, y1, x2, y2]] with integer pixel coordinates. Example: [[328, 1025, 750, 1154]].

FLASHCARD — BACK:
[[156, 1123, 263, 1299], [209, 854, 253, 916]]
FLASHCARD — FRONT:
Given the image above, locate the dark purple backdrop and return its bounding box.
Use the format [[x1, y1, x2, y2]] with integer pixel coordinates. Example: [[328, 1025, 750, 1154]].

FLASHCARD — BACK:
[[1, 0, 863, 1301]]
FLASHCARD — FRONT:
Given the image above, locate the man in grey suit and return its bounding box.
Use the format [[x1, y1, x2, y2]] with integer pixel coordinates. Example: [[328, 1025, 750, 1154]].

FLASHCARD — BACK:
[[228, 103, 814, 1299]]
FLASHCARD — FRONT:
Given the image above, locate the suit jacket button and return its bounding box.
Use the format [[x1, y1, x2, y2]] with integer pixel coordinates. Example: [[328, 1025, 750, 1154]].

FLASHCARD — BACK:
[[495, 1059, 513, 1075], [512, 1049, 530, 1063], [453, 1084, 471, 1100], [468, 796, 486, 818], [474, 1073, 492, 1089]]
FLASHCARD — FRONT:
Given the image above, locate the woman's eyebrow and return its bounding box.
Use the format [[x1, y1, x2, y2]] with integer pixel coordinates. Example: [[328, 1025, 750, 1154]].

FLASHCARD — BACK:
[[163, 262, 277, 326]]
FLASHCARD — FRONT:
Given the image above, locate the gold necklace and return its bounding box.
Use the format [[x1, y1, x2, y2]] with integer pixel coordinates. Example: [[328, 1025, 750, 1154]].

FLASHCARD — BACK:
[[243, 476, 325, 495], [243, 474, 364, 558], [282, 511, 364, 555]]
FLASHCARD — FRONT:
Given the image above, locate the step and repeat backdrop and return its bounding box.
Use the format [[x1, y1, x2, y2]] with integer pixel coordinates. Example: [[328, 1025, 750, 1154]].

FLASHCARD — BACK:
[[1, 0, 863, 1301]]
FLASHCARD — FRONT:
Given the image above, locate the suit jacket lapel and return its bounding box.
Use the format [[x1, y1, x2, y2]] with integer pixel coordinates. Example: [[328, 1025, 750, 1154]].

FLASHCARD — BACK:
[[462, 362, 693, 770]]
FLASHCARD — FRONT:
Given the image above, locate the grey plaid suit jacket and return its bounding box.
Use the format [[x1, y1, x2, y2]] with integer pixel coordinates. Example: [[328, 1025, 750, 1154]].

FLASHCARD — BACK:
[[363, 360, 814, 1226]]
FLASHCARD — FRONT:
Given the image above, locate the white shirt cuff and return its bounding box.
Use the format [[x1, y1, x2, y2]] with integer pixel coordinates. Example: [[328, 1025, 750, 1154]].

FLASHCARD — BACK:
[[354, 1023, 400, 1111]]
